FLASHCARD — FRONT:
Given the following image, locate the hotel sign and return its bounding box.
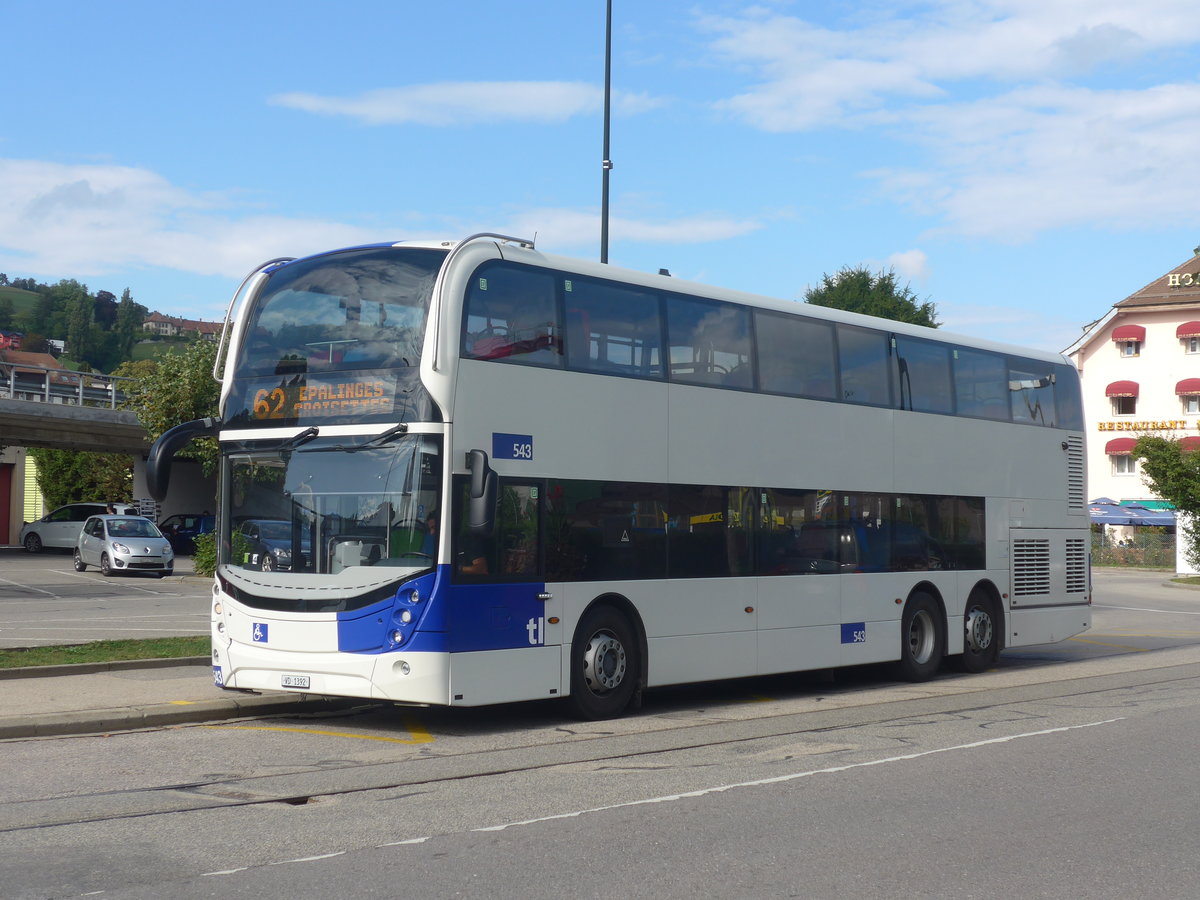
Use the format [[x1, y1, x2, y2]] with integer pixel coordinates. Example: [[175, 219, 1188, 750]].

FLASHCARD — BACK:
[[1168, 272, 1200, 287]]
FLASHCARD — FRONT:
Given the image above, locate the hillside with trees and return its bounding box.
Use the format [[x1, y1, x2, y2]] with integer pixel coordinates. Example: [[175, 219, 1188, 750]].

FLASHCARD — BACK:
[[0, 273, 153, 372]]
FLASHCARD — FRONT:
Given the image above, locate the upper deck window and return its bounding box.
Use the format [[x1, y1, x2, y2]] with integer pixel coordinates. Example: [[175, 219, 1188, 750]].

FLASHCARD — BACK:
[[895, 336, 953, 414], [755, 311, 837, 400], [237, 247, 444, 377], [462, 264, 562, 367], [665, 295, 753, 389], [837, 325, 892, 406], [564, 278, 663, 378]]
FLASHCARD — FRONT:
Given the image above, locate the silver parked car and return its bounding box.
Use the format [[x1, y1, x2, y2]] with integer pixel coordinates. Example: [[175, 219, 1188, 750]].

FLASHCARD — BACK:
[[75, 515, 174, 578], [20, 502, 139, 553]]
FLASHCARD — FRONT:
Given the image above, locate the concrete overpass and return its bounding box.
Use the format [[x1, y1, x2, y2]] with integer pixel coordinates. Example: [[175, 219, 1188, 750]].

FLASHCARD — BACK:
[[0, 398, 149, 454], [0, 365, 148, 453]]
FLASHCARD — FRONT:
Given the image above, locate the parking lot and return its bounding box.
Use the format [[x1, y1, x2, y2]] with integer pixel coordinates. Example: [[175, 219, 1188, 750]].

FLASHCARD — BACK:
[[0, 549, 211, 648]]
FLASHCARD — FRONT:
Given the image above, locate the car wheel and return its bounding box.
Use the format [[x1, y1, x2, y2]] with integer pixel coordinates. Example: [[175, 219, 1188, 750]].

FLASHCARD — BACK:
[[261, 554, 275, 572], [72, 548, 87, 572], [100, 553, 114, 577], [24, 533, 43, 553]]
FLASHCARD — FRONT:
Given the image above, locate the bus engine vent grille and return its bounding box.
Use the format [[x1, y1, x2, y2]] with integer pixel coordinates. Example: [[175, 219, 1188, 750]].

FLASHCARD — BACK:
[[1012, 539, 1051, 596], [1065, 435, 1085, 512], [1065, 539, 1088, 593]]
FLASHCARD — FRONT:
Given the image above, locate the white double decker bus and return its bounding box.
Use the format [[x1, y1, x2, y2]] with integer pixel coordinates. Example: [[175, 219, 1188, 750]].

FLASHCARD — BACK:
[[148, 233, 1090, 718]]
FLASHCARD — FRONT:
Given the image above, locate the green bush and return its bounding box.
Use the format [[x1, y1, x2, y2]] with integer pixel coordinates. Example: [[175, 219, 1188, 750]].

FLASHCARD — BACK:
[[192, 531, 217, 577]]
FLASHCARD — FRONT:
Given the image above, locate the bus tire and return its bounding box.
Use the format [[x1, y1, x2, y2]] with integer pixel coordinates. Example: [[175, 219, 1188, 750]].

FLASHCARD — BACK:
[[895, 591, 943, 682], [568, 605, 639, 720], [954, 588, 1001, 673]]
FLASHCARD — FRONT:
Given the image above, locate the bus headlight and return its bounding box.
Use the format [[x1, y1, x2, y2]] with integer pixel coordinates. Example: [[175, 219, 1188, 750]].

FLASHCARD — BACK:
[[392, 630, 405, 645], [406, 589, 421, 604], [399, 610, 412, 624]]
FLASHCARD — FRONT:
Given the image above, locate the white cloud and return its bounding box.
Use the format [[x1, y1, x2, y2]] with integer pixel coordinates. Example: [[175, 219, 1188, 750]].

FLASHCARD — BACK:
[[0, 158, 382, 279], [271, 81, 663, 126], [697, 2, 1200, 239], [497, 207, 763, 251], [0, 159, 758, 285], [887, 249, 930, 282]]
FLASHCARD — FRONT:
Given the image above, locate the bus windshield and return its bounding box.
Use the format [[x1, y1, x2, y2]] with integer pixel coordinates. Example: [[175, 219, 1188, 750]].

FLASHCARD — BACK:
[[224, 246, 447, 427], [220, 433, 442, 577]]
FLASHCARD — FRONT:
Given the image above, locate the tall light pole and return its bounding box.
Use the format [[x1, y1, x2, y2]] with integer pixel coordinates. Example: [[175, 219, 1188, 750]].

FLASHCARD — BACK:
[[600, 0, 613, 264]]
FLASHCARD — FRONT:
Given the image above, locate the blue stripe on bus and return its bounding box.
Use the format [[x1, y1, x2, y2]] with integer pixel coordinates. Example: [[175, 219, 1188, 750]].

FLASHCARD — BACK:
[[335, 567, 549, 655]]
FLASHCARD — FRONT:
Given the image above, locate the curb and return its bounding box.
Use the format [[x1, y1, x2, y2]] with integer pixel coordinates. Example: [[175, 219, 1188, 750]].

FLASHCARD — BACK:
[[0, 656, 212, 680], [0, 693, 360, 740]]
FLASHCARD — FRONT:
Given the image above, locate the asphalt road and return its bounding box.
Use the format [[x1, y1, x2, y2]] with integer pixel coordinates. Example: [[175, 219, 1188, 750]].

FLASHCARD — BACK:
[[0, 548, 210, 647], [0, 568, 1197, 898]]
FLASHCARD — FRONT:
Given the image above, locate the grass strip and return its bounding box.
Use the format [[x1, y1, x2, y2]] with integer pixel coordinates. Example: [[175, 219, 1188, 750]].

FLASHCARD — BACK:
[[0, 636, 210, 669]]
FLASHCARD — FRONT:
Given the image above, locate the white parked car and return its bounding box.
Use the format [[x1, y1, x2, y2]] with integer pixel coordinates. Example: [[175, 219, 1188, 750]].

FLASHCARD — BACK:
[[19, 502, 139, 553], [74, 515, 174, 577]]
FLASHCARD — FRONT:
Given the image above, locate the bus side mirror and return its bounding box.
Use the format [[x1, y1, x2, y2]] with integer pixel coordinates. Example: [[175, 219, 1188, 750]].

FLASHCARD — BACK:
[[467, 449, 497, 535], [146, 417, 219, 502]]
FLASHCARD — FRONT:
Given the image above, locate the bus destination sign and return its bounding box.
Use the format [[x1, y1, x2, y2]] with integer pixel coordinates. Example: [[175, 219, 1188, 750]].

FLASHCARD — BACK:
[[248, 373, 398, 421]]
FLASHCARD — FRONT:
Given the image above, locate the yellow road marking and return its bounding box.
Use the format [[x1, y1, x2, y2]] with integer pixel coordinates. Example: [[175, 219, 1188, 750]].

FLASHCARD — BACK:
[[205, 718, 433, 744], [1067, 637, 1150, 651]]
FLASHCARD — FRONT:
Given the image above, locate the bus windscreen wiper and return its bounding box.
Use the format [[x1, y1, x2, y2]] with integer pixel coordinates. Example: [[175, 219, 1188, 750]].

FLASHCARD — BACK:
[[300, 423, 408, 453], [249, 426, 320, 453]]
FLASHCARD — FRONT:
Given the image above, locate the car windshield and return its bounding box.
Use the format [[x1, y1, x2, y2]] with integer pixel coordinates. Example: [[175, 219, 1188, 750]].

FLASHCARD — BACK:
[[106, 518, 162, 538], [220, 433, 442, 575]]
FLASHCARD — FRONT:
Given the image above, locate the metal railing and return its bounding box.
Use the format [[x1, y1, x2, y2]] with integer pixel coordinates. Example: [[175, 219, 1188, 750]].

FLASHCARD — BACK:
[[0, 363, 134, 409]]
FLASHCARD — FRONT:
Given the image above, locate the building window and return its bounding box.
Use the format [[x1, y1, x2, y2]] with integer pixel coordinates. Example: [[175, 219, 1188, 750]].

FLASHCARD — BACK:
[[1120, 340, 1141, 357], [1111, 396, 1136, 416], [1188, 337, 1200, 354], [1185, 396, 1200, 415], [1112, 455, 1137, 476]]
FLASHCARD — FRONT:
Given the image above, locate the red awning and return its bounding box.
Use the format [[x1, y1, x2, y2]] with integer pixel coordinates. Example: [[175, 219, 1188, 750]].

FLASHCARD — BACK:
[[1105, 438, 1137, 455], [1111, 324, 1146, 342], [1105, 380, 1139, 397], [1181, 437, 1200, 453], [1176, 378, 1200, 395], [1177, 321, 1200, 339]]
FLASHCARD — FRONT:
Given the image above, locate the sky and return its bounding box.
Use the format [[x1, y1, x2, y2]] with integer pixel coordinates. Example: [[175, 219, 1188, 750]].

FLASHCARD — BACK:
[[4, 0, 1200, 354]]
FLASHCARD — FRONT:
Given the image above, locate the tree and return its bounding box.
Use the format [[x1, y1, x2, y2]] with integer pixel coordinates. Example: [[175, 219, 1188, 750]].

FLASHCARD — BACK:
[[0, 296, 14, 330], [27, 448, 133, 508], [805, 266, 940, 328], [118, 339, 221, 474], [1133, 435, 1200, 566], [115, 288, 145, 360]]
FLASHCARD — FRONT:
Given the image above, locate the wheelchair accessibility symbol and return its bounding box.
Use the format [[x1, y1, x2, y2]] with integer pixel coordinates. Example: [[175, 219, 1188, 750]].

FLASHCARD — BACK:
[[252, 622, 268, 643]]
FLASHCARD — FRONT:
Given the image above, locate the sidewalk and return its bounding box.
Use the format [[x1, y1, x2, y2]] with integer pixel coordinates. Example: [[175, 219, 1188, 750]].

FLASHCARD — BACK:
[[0, 659, 355, 739]]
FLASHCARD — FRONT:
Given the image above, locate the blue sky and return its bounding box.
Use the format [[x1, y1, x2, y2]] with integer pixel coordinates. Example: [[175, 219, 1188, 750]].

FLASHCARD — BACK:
[[4, 0, 1200, 353]]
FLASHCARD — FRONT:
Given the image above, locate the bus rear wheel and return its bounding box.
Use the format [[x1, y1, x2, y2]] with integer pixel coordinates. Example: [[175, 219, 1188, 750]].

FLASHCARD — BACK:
[[895, 591, 944, 682], [954, 589, 1000, 673], [568, 605, 639, 720]]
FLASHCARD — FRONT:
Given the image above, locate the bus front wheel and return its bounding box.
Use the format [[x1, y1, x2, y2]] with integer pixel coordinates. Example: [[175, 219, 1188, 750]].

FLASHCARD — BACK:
[[895, 591, 944, 682], [568, 605, 639, 720], [954, 589, 1001, 673]]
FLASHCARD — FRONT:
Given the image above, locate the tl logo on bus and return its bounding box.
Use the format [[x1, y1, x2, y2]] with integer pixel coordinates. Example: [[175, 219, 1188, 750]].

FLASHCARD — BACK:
[[527, 617, 546, 645]]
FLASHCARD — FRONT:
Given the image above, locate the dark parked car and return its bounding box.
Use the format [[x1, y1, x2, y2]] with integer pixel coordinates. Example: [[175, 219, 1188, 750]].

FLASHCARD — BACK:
[[236, 519, 310, 572], [159, 513, 215, 555]]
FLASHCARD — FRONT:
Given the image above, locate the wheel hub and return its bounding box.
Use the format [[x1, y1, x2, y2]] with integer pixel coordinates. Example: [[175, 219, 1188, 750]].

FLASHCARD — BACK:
[[965, 607, 994, 653], [582, 633, 626, 692]]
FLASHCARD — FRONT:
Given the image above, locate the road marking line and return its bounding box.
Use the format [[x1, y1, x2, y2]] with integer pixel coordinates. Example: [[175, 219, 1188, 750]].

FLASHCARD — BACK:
[[472, 717, 1126, 833], [1094, 604, 1200, 616]]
